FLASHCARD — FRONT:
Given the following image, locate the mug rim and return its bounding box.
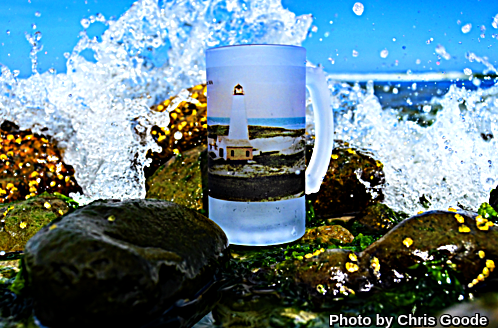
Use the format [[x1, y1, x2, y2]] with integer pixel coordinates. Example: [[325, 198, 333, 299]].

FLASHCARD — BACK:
[[206, 44, 304, 52]]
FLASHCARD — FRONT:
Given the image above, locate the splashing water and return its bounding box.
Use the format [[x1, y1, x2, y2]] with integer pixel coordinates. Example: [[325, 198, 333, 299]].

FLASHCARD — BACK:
[[331, 78, 498, 215], [0, 0, 497, 217], [0, 0, 311, 204]]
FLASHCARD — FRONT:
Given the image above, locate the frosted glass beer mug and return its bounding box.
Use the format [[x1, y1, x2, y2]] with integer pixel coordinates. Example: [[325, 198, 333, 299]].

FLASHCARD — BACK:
[[206, 44, 333, 246]]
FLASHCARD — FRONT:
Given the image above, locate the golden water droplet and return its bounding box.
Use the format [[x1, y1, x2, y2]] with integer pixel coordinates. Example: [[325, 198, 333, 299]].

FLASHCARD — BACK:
[[44, 202, 51, 209], [304, 253, 313, 259], [19, 221, 27, 229], [486, 259, 495, 270], [448, 207, 457, 212], [454, 214, 465, 223], [348, 253, 358, 262], [479, 250, 485, 259], [49, 224, 57, 230], [458, 225, 470, 233], [345, 262, 359, 272], [402, 237, 413, 247], [58, 210, 64, 215], [477, 274, 485, 281], [331, 154, 339, 159], [107, 215, 115, 222]]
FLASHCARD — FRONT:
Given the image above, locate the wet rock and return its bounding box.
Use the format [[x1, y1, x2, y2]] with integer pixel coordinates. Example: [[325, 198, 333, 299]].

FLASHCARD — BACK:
[[0, 193, 75, 253], [0, 121, 82, 204], [23, 199, 228, 328], [307, 140, 385, 219], [301, 225, 354, 245], [354, 203, 405, 234], [285, 249, 362, 298], [146, 145, 207, 212], [428, 293, 498, 328], [360, 210, 498, 289], [146, 84, 208, 179]]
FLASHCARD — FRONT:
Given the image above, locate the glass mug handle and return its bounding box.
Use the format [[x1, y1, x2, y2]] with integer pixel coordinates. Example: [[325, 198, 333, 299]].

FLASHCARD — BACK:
[[305, 66, 334, 194]]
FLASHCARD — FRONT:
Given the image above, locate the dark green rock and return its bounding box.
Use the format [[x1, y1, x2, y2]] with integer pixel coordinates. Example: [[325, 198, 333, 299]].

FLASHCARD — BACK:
[[0, 193, 75, 252], [23, 199, 228, 328], [360, 210, 498, 289], [146, 145, 207, 212]]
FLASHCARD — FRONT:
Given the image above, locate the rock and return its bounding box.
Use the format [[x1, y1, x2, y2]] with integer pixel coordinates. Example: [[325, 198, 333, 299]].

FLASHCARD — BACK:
[[354, 203, 405, 234], [360, 210, 498, 289], [301, 225, 355, 245], [23, 199, 228, 328], [427, 293, 498, 328], [307, 140, 385, 219], [0, 193, 75, 253], [146, 145, 207, 212], [0, 120, 82, 203], [146, 84, 208, 179]]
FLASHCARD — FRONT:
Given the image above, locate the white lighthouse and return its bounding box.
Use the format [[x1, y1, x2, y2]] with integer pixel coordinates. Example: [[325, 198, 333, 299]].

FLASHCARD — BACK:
[[221, 84, 253, 161], [228, 84, 249, 140]]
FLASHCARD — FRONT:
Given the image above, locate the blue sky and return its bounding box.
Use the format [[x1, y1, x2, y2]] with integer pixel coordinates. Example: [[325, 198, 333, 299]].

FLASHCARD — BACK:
[[0, 0, 497, 78]]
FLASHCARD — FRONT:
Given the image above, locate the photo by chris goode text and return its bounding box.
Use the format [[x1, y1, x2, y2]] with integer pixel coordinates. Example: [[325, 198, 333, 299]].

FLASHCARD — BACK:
[[329, 313, 490, 327]]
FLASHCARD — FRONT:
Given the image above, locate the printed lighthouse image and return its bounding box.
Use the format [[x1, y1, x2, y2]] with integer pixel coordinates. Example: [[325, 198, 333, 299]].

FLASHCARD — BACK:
[[218, 84, 253, 161]]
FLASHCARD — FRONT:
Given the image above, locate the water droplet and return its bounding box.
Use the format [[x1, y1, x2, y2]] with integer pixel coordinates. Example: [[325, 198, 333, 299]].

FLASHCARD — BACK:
[[34, 31, 42, 41], [311, 25, 318, 32], [174, 131, 183, 140], [352, 50, 359, 57], [295, 170, 301, 175], [6, 30, 10, 36], [435, 44, 451, 60], [48, 68, 56, 74], [35, 11, 41, 17], [328, 57, 335, 64], [12, 70, 20, 77], [392, 88, 399, 95], [493, 14, 498, 29], [415, 59, 421, 64], [32, 23, 37, 30], [380, 49, 388, 58], [324, 32, 329, 38], [422, 105, 431, 113], [0, 251, 5, 256], [63, 52, 70, 59], [352, 2, 364, 16], [461, 23, 472, 34], [464, 68, 472, 75], [81, 18, 90, 29], [392, 37, 396, 42]]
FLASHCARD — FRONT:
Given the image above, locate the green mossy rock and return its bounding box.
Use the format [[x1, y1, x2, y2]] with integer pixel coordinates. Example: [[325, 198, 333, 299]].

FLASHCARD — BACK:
[[23, 199, 228, 328], [0, 193, 74, 252], [354, 203, 406, 234], [360, 210, 498, 289], [307, 141, 385, 219], [146, 145, 207, 212]]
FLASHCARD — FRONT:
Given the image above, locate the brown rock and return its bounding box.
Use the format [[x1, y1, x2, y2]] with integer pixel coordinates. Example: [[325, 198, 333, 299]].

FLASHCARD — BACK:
[[301, 225, 354, 245], [308, 140, 385, 219], [0, 121, 82, 204], [146, 84, 207, 179]]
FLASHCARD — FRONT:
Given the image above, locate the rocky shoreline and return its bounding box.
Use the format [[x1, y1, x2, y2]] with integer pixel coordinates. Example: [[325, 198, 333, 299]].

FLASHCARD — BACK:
[[2, 84, 498, 327]]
